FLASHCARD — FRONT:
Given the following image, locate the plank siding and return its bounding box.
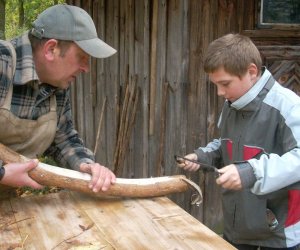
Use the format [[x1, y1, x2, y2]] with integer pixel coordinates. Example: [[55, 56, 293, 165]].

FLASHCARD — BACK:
[[64, 0, 238, 233], [65, 0, 300, 233]]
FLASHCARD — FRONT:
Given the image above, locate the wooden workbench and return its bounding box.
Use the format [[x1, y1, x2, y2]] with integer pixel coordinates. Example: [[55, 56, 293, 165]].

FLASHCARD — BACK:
[[0, 191, 236, 249]]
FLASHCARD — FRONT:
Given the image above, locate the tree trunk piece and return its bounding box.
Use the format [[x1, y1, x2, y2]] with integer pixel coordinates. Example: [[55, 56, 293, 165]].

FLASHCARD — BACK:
[[0, 143, 202, 204]]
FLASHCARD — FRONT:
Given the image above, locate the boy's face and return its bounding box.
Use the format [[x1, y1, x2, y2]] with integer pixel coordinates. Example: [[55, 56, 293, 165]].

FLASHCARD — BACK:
[[208, 66, 257, 103]]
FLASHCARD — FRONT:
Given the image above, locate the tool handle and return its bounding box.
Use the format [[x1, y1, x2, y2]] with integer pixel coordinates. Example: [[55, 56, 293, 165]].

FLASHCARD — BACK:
[[174, 155, 220, 177]]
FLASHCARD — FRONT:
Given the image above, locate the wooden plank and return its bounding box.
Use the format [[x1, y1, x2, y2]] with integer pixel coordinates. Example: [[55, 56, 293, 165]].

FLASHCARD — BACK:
[[0, 199, 23, 249], [1, 191, 236, 249], [7, 192, 113, 249], [72, 192, 236, 250], [132, 0, 150, 179], [149, 0, 158, 136], [104, 0, 120, 168]]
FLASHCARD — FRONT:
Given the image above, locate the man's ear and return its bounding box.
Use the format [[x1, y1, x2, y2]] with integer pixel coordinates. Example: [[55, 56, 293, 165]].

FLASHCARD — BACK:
[[43, 39, 59, 61], [248, 63, 258, 80]]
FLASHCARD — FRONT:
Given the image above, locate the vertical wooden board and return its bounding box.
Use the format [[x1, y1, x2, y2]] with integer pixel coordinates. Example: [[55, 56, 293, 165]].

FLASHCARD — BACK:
[[116, 0, 136, 178], [94, 0, 109, 164], [119, 0, 128, 83], [165, 0, 191, 174], [68, 1, 86, 137], [241, 0, 256, 30], [81, 0, 96, 151], [163, 0, 182, 173], [71, 74, 86, 142], [131, 0, 149, 178], [0, 199, 23, 249], [123, 0, 135, 178], [91, 1, 98, 113], [148, 0, 167, 177], [9, 192, 113, 250], [151, 0, 167, 177], [141, 0, 150, 179], [83, 69, 95, 150], [163, 0, 191, 216], [93, 0, 104, 161], [186, 0, 209, 223], [104, 0, 120, 168], [217, 0, 232, 35], [177, 0, 189, 160]]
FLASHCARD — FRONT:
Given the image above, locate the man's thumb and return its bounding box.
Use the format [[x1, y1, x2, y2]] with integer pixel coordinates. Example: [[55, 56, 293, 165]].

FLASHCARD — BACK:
[[25, 159, 39, 171]]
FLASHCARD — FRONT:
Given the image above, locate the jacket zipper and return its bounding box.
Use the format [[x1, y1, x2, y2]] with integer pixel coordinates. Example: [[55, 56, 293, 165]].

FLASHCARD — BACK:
[[233, 204, 236, 229]]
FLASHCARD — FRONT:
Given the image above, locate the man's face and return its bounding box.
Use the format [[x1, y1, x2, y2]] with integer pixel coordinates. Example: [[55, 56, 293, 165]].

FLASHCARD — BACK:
[[48, 43, 90, 89], [208, 67, 255, 103]]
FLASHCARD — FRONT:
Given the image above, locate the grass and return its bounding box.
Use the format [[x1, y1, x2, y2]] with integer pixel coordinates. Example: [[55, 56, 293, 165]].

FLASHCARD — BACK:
[[17, 155, 63, 197]]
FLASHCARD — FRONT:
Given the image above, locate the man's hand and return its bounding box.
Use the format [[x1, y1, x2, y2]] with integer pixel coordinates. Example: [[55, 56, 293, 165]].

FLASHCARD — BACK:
[[176, 153, 200, 172], [0, 159, 44, 189], [80, 163, 116, 192], [216, 164, 242, 190]]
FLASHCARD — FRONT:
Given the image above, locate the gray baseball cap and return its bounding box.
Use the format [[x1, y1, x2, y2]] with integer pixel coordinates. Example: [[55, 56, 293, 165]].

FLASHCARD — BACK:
[[31, 4, 117, 58]]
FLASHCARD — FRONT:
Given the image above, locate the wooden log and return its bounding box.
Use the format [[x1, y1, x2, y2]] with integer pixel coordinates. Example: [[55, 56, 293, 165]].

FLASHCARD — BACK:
[[0, 143, 202, 204]]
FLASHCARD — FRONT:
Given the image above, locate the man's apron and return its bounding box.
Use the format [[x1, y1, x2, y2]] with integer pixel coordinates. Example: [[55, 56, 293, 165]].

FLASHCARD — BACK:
[[0, 84, 57, 158], [0, 41, 57, 197]]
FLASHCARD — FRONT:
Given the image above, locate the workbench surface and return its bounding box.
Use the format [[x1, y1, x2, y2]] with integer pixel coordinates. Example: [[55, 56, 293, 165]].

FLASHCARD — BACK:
[[0, 191, 236, 249]]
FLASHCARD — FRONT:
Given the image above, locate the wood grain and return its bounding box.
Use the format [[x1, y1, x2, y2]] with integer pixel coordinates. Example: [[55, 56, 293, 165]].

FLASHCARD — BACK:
[[0, 191, 236, 250]]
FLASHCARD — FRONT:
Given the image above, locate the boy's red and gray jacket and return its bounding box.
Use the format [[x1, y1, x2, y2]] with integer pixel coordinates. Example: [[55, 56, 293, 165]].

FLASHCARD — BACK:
[[195, 69, 300, 248]]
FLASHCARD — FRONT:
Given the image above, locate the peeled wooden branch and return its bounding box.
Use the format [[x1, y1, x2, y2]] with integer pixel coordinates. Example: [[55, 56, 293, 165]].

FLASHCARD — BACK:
[[0, 143, 202, 204]]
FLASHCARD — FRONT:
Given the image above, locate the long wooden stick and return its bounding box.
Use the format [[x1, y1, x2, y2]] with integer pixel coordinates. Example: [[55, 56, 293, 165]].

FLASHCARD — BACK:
[[0, 143, 202, 203], [94, 97, 107, 155]]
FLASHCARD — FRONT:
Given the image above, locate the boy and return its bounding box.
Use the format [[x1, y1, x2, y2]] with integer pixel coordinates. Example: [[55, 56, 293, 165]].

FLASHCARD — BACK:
[[178, 34, 300, 249]]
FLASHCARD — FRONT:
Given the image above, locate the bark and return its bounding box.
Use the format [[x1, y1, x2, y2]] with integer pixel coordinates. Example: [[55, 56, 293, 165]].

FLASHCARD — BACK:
[[18, 0, 24, 28], [0, 0, 5, 39], [0, 143, 202, 204]]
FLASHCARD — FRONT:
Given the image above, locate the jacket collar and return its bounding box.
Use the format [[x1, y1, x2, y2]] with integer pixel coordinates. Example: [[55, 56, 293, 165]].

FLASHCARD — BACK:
[[230, 68, 272, 111]]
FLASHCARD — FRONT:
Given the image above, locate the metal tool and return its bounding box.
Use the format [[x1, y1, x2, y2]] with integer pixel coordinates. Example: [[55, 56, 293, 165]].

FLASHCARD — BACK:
[[174, 155, 220, 177]]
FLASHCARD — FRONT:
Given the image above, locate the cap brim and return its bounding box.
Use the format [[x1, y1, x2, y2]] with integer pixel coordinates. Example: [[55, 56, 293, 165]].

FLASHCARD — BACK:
[[75, 38, 117, 58]]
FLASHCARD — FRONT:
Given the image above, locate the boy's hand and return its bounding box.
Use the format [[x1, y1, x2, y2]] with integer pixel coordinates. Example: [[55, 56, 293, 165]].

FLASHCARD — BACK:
[[176, 153, 200, 172], [80, 163, 116, 192], [216, 164, 242, 190]]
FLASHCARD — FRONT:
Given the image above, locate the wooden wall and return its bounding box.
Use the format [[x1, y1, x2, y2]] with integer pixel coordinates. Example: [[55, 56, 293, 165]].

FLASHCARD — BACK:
[[65, 0, 299, 233]]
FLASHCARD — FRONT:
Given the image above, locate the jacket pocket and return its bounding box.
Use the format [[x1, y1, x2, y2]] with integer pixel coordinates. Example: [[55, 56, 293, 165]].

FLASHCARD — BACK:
[[223, 189, 273, 241]]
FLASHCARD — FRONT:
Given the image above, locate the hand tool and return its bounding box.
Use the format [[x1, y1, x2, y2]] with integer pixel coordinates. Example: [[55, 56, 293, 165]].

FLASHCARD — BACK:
[[174, 155, 220, 177]]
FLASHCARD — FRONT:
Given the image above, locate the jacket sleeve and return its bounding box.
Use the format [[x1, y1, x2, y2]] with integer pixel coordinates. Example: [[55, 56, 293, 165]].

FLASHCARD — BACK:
[[194, 138, 223, 168], [249, 100, 300, 195]]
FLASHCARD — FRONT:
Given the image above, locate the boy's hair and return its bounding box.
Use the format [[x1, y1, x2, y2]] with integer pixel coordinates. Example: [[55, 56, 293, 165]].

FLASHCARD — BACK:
[[203, 33, 262, 78]]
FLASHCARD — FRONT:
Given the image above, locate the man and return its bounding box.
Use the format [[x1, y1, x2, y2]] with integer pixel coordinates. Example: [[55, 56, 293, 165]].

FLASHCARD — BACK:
[[0, 4, 116, 192]]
